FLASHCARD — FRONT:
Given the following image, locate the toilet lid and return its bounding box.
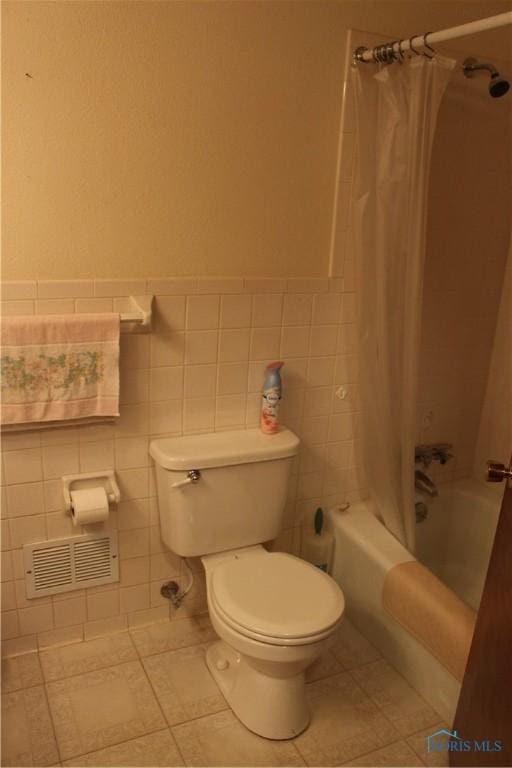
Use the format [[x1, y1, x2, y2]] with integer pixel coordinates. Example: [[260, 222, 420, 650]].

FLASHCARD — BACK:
[[210, 552, 344, 640]]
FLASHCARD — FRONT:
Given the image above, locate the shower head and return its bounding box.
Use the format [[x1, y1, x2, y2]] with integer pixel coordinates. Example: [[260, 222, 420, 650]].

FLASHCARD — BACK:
[[489, 73, 510, 98], [463, 57, 510, 98]]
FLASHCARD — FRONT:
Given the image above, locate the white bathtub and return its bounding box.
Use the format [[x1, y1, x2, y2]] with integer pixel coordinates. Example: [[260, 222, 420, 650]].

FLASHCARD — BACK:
[[327, 479, 502, 722], [415, 479, 501, 610]]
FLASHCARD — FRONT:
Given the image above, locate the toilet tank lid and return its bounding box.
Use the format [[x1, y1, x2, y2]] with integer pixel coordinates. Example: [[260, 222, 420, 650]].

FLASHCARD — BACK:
[[150, 427, 300, 470]]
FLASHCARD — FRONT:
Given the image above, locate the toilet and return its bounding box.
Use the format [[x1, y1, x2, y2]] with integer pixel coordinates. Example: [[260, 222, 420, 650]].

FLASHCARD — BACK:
[[150, 427, 344, 740]]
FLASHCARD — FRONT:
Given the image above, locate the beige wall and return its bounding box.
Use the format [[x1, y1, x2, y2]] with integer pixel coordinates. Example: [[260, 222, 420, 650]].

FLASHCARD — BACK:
[[418, 56, 512, 481], [3, 0, 511, 280], [474, 237, 512, 475]]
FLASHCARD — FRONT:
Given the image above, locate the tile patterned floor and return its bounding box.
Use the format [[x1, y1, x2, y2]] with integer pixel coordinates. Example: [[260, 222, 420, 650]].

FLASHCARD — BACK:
[[1, 616, 448, 767]]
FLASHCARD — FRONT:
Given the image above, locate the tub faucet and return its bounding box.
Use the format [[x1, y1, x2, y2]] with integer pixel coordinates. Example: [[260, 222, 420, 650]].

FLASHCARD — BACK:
[[415, 443, 453, 467], [415, 470, 438, 498]]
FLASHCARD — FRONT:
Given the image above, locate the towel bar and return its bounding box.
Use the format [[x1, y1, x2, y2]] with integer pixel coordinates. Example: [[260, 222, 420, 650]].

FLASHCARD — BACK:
[[118, 295, 153, 332]]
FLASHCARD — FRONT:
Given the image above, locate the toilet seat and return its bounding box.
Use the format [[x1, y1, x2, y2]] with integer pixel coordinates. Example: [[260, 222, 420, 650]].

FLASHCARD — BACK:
[[210, 551, 344, 646]]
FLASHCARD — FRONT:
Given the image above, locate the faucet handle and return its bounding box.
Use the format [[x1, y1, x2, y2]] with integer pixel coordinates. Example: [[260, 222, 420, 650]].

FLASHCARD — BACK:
[[415, 443, 453, 467]]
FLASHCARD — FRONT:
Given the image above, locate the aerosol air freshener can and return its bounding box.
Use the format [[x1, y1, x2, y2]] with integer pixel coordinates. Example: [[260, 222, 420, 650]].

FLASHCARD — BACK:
[[260, 361, 284, 434]]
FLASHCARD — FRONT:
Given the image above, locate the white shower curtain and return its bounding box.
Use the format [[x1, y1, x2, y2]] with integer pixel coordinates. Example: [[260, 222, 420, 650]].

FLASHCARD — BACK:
[[351, 55, 455, 550]]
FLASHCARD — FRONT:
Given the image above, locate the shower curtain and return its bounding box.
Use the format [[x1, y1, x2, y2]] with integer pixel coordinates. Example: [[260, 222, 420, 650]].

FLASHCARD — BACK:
[[351, 55, 455, 550]]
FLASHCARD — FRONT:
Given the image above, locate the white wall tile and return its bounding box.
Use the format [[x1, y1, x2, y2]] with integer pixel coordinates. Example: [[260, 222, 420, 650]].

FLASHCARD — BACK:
[[147, 278, 197, 295], [340, 292, 356, 323], [218, 328, 250, 362], [150, 332, 185, 367], [149, 551, 180, 581], [184, 331, 218, 365], [1, 281, 37, 301], [287, 278, 328, 293], [37, 625, 83, 649], [250, 328, 281, 360], [53, 597, 87, 628], [120, 584, 150, 613], [244, 278, 286, 293], [75, 297, 113, 313], [3, 449, 43, 486], [84, 615, 128, 639], [150, 366, 183, 401], [9, 515, 46, 549], [183, 398, 215, 432], [196, 278, 244, 294], [153, 295, 186, 332], [117, 499, 151, 531], [119, 528, 150, 559], [94, 279, 146, 297], [120, 557, 150, 587], [149, 400, 182, 435], [114, 438, 149, 470], [18, 604, 54, 635], [1, 551, 13, 582], [2, 581, 17, 611], [86, 590, 120, 621], [1, 611, 20, 640], [115, 403, 149, 437], [79, 440, 115, 473], [217, 363, 248, 396], [310, 326, 338, 357], [220, 295, 251, 328], [37, 280, 94, 299], [46, 510, 74, 539], [186, 295, 220, 330], [1, 299, 35, 315], [215, 394, 246, 429], [6, 483, 44, 518], [42, 444, 79, 479], [312, 293, 341, 325], [280, 326, 310, 358], [119, 369, 149, 405], [0, 275, 369, 647], [283, 294, 313, 326], [252, 294, 283, 327], [117, 468, 149, 500], [35, 299, 75, 314], [184, 365, 217, 398]]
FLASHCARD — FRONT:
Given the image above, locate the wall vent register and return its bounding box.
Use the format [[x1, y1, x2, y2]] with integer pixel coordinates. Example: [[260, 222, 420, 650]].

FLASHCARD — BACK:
[[23, 532, 119, 598]]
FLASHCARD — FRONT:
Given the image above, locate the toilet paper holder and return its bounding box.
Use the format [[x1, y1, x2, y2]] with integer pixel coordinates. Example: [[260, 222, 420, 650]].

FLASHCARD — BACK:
[[62, 471, 121, 515]]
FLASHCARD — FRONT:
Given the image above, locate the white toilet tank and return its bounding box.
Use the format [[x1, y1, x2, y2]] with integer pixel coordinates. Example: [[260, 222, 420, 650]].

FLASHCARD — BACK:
[[150, 427, 299, 556]]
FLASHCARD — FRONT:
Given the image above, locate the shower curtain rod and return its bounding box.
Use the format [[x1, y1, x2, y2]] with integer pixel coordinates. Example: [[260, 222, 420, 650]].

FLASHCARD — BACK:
[[354, 11, 512, 64]]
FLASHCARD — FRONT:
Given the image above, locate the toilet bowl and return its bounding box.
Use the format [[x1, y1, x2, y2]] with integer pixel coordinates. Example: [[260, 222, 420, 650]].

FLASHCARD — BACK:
[[150, 427, 345, 739], [202, 546, 345, 739]]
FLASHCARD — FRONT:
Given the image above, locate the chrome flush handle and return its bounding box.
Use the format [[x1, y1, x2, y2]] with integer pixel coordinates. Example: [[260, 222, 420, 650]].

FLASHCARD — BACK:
[[171, 469, 201, 489]]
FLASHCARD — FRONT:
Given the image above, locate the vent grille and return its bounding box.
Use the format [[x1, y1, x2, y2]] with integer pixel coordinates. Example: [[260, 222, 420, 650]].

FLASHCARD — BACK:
[[23, 533, 118, 598]]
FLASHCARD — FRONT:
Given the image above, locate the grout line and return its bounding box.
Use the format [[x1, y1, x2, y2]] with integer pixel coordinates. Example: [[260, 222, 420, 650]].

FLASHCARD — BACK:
[[40, 676, 63, 765]]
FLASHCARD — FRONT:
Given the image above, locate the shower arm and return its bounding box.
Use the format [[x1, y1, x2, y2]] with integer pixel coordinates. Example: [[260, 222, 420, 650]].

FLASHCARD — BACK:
[[463, 59, 499, 78]]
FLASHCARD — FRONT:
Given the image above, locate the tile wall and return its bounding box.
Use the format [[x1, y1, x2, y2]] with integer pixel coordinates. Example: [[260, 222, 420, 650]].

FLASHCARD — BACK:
[[0, 275, 365, 656]]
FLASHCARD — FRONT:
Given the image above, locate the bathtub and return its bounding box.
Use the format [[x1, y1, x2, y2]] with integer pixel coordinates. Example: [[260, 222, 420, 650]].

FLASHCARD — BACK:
[[328, 478, 502, 722]]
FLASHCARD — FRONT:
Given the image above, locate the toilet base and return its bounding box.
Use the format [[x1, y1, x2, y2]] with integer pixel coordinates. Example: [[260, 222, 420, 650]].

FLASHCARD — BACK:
[[206, 640, 310, 740]]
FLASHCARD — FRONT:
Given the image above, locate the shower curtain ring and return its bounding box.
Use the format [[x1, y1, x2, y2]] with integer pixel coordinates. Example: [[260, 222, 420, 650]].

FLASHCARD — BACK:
[[409, 35, 421, 56], [385, 42, 395, 63], [389, 41, 401, 63], [397, 39, 406, 62], [422, 32, 435, 59]]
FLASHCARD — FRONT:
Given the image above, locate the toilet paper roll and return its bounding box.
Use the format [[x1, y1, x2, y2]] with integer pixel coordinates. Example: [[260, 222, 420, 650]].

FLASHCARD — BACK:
[[70, 487, 109, 526]]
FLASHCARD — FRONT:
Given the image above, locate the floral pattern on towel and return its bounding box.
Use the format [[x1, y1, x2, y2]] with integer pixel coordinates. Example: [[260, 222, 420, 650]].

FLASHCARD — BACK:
[[1, 350, 104, 395]]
